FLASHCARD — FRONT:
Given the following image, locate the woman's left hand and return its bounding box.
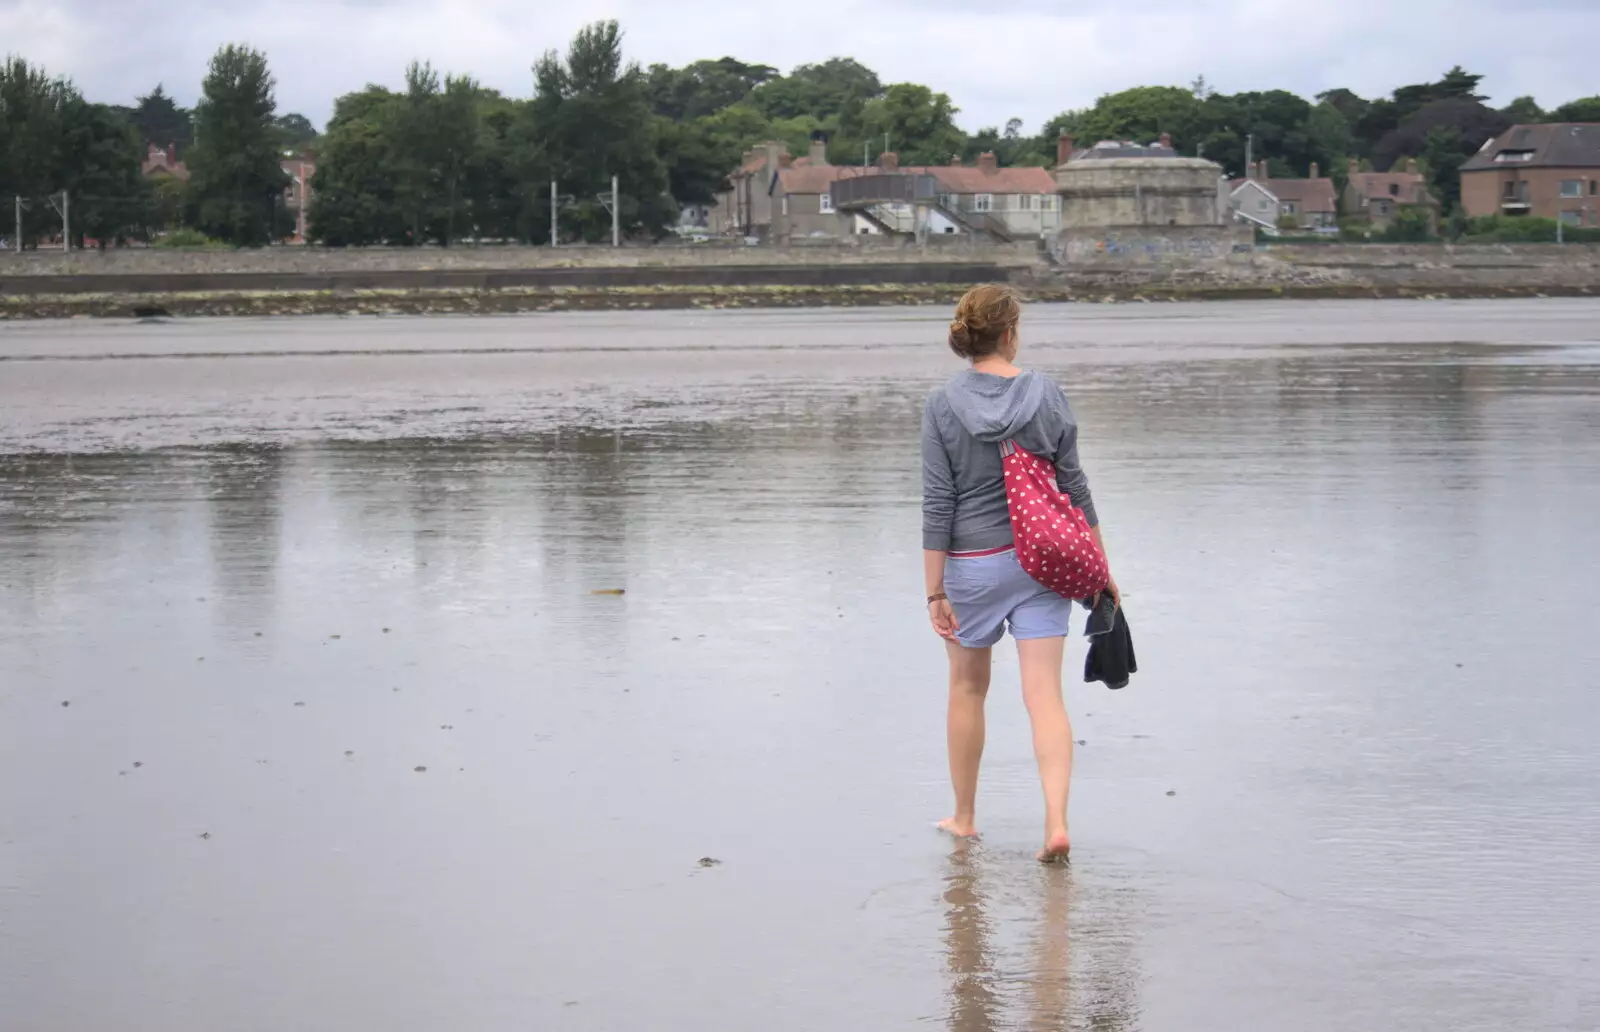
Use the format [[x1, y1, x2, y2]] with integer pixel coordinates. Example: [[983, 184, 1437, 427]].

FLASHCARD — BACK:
[[1097, 574, 1121, 610]]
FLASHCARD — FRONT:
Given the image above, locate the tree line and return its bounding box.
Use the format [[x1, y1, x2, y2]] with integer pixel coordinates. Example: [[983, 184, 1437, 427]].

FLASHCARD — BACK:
[[4, 24, 1599, 249]]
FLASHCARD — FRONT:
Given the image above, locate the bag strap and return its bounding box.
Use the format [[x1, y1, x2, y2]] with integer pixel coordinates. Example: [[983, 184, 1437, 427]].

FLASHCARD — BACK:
[[1000, 440, 1017, 458]]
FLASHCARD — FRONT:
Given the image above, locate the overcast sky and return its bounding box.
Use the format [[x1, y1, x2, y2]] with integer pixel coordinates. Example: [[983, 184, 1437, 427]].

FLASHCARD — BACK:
[[6, 0, 1597, 132]]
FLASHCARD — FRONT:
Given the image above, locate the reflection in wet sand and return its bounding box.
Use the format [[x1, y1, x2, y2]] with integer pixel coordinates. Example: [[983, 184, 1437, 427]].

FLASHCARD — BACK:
[[944, 842, 1000, 1032], [943, 845, 1140, 1032]]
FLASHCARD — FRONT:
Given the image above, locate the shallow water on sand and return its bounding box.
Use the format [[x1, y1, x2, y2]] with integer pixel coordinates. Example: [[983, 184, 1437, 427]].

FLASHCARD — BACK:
[[2, 300, 1598, 1031]]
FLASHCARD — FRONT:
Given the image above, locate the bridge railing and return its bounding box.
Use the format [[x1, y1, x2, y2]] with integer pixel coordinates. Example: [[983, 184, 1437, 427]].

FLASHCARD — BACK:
[[830, 173, 942, 209]]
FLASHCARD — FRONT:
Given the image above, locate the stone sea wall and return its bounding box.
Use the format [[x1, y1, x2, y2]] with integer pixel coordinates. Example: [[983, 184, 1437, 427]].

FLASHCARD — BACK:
[[2, 242, 1597, 318], [0, 237, 1043, 277]]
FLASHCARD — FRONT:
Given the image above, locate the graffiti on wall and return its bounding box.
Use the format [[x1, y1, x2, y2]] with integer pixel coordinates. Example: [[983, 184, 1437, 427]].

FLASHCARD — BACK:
[[1049, 229, 1239, 265]]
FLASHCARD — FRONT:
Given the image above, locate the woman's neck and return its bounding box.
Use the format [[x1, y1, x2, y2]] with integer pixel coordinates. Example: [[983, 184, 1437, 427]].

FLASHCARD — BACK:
[[971, 357, 1021, 378]]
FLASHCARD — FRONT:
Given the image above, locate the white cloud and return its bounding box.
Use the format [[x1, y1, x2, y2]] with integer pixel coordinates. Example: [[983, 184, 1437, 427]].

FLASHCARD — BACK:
[[3, 0, 1596, 131]]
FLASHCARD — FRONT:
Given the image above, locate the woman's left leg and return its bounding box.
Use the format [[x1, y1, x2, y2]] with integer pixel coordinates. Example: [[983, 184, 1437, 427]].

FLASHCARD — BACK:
[[1017, 635, 1073, 861]]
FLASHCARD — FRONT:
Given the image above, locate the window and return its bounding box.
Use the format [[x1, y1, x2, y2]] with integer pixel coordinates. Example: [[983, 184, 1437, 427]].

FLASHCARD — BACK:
[[1558, 211, 1581, 227], [819, 192, 834, 214], [1282, 201, 1298, 214], [1494, 150, 1535, 163], [974, 193, 992, 212], [1040, 195, 1056, 211], [1593, 180, 1598, 196], [1388, 183, 1400, 196], [1016, 194, 1034, 211], [1257, 198, 1270, 212], [781, 196, 789, 216], [1504, 180, 1518, 199], [1560, 180, 1583, 198]]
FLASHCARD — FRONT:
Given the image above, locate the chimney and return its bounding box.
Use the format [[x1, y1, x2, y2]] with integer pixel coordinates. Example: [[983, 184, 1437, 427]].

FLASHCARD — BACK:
[[1348, 158, 1359, 178], [808, 132, 827, 166], [1158, 132, 1172, 150], [1057, 133, 1075, 165], [878, 151, 899, 171], [764, 140, 783, 185], [1257, 160, 1268, 181], [1310, 162, 1320, 180], [978, 151, 998, 174], [950, 154, 962, 166], [167, 143, 177, 164], [1405, 157, 1419, 175]]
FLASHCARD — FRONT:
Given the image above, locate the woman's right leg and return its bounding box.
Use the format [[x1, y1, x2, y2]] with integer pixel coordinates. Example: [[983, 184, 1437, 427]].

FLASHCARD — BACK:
[[1016, 635, 1073, 860], [941, 640, 992, 838]]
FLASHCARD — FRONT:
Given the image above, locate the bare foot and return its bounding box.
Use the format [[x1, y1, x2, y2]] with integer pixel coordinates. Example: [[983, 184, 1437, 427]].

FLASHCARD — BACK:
[[937, 817, 979, 839], [1037, 831, 1071, 863]]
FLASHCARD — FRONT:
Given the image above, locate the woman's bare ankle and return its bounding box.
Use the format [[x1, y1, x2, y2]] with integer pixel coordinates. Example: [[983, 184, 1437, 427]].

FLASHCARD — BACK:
[[938, 815, 979, 838]]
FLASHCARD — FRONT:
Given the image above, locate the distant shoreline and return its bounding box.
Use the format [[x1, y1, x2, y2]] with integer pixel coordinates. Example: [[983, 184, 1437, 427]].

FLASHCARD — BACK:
[[5, 281, 1597, 320]]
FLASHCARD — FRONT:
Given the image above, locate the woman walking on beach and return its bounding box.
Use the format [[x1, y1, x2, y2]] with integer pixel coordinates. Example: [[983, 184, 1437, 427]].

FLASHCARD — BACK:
[[921, 285, 1117, 861]]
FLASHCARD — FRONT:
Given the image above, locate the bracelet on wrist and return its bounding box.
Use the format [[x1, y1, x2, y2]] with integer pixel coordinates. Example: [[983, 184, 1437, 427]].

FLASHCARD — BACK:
[[927, 592, 948, 605]]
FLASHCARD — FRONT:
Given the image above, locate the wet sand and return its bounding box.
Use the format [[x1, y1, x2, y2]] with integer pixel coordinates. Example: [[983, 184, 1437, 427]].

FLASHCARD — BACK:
[[2, 300, 1599, 1031]]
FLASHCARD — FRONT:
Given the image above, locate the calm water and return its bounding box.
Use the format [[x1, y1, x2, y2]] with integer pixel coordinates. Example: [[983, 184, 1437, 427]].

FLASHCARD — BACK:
[[2, 301, 1598, 1031]]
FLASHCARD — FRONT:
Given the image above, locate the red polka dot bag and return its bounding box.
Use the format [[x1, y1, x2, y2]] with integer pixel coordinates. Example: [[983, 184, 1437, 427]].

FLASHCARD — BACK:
[[1001, 440, 1109, 600]]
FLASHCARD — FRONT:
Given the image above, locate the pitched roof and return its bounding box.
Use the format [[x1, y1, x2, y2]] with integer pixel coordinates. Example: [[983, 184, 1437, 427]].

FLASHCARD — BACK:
[[1228, 179, 1279, 203], [1231, 176, 1338, 212], [1461, 123, 1600, 171], [925, 165, 1056, 194], [777, 164, 841, 194], [1349, 172, 1435, 206]]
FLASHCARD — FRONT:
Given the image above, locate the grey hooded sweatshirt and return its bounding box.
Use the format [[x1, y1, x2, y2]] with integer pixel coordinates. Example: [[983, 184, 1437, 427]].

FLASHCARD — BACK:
[[921, 369, 1097, 553]]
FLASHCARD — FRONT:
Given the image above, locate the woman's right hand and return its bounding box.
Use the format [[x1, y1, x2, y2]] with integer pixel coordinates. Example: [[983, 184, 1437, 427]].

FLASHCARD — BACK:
[[929, 598, 960, 641]]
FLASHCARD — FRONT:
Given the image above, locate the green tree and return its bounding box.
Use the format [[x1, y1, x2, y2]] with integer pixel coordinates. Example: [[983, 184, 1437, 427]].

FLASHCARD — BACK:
[[1075, 86, 1202, 151], [1550, 96, 1600, 122], [1499, 95, 1545, 125], [646, 57, 778, 120], [186, 45, 289, 245], [59, 98, 151, 246], [1382, 204, 1436, 242], [1372, 97, 1509, 209], [531, 20, 675, 241], [1190, 89, 1315, 176], [389, 62, 442, 243], [1, 58, 146, 247], [124, 84, 192, 152], [274, 112, 317, 151], [858, 83, 965, 165], [656, 103, 773, 206], [1306, 101, 1353, 178], [750, 57, 883, 127], [309, 115, 403, 245], [0, 57, 73, 245]]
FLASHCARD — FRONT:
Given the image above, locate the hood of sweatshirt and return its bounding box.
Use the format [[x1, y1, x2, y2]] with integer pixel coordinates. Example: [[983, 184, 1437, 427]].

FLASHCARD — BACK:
[[942, 369, 1047, 443]]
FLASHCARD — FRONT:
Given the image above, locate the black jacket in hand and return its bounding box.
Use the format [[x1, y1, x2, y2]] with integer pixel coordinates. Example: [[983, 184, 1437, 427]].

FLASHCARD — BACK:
[[1084, 605, 1136, 689]]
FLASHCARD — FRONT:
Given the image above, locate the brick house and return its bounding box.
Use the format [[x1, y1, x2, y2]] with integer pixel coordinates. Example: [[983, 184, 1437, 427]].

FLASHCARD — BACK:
[[1344, 159, 1439, 229], [141, 143, 189, 181], [1460, 123, 1600, 226], [281, 150, 316, 243]]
